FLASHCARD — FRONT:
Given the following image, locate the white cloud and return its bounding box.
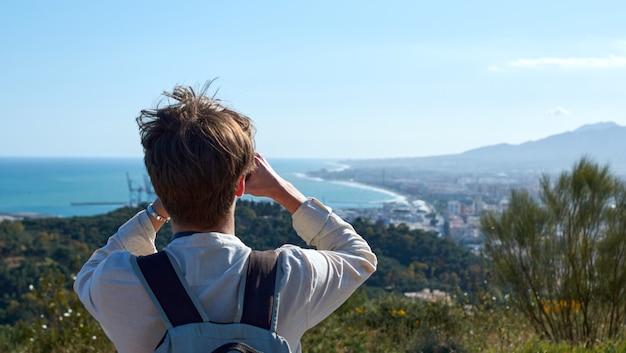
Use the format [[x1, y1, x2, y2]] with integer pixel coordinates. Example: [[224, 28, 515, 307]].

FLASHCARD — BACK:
[[545, 107, 571, 116], [491, 55, 626, 71]]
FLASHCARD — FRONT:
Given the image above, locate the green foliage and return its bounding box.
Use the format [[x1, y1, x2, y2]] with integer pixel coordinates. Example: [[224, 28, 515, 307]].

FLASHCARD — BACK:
[[1, 195, 626, 351], [0, 204, 150, 326], [302, 289, 534, 353], [234, 200, 308, 250], [482, 157, 626, 344], [0, 269, 114, 352], [352, 218, 489, 294], [0, 198, 487, 327], [236, 200, 490, 296], [0, 198, 495, 351], [2, 271, 625, 352]]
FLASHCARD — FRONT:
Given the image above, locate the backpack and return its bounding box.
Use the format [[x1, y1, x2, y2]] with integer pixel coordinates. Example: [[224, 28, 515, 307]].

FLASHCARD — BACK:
[[132, 249, 292, 353]]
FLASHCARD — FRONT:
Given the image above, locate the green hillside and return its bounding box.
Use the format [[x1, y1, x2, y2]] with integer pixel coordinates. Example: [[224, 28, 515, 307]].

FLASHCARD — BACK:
[[0, 200, 486, 326], [3, 197, 623, 352]]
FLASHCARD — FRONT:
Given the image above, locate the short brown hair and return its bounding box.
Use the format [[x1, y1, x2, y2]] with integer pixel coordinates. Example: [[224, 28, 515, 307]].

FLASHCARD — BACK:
[[137, 82, 255, 228]]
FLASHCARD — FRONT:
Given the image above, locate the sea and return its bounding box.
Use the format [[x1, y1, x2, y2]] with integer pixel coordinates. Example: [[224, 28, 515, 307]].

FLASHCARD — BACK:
[[0, 157, 406, 218]]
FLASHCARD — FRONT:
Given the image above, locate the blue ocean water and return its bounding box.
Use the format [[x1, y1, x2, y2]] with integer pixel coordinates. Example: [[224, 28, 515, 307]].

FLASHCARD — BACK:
[[0, 157, 404, 218]]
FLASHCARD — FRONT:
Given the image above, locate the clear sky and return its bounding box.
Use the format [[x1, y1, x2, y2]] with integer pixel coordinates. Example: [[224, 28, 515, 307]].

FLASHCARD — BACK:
[[2, 1, 626, 159]]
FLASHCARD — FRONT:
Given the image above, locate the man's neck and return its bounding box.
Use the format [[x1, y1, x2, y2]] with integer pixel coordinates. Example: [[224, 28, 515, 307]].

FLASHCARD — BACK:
[[170, 198, 238, 236], [171, 216, 235, 236]]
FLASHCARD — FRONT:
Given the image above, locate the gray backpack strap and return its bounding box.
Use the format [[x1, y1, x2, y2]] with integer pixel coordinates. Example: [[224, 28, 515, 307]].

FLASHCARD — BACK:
[[241, 249, 280, 331]]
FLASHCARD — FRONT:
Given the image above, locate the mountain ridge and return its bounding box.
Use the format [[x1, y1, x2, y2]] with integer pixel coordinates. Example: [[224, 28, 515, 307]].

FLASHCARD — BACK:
[[347, 122, 626, 174]]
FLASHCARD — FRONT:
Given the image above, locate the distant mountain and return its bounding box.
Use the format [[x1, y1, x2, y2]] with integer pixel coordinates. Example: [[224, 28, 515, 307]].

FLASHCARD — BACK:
[[346, 122, 626, 175], [459, 121, 626, 165]]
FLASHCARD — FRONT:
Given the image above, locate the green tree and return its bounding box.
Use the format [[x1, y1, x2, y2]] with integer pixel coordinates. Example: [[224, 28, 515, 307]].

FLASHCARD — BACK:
[[481, 157, 626, 344], [0, 268, 114, 352]]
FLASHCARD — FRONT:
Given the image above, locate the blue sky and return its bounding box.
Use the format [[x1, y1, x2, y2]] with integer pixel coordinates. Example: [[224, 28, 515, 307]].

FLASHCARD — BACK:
[[2, 1, 626, 159]]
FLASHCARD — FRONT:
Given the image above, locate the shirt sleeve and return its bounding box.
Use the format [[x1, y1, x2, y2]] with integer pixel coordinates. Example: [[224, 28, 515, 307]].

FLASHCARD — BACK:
[[275, 198, 377, 346], [73, 210, 157, 317]]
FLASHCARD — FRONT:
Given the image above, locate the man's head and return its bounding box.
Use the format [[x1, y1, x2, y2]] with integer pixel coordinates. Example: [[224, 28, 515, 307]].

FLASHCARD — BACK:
[[137, 83, 255, 229]]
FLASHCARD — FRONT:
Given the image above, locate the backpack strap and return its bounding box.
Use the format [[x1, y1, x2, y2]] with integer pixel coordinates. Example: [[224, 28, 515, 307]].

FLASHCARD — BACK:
[[132, 251, 205, 329], [132, 249, 281, 331], [241, 249, 280, 330]]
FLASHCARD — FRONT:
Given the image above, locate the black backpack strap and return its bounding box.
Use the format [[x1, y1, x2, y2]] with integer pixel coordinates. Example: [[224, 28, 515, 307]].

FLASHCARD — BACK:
[[133, 249, 280, 331], [133, 251, 204, 328], [241, 250, 280, 330]]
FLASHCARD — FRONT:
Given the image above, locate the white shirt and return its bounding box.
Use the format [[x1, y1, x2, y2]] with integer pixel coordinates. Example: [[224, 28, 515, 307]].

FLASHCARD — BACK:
[[74, 198, 377, 353]]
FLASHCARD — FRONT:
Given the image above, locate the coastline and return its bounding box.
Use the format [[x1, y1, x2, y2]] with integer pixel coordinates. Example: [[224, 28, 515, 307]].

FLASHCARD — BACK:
[[302, 162, 411, 207], [328, 179, 409, 205], [0, 157, 409, 219]]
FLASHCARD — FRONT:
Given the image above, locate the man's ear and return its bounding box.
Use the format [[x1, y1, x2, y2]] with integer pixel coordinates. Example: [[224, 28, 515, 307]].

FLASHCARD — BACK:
[[235, 175, 245, 197]]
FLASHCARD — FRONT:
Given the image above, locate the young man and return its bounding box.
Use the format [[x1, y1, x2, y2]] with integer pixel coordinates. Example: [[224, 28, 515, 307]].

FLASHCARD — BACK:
[[74, 83, 377, 353]]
